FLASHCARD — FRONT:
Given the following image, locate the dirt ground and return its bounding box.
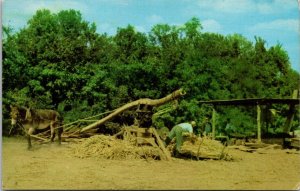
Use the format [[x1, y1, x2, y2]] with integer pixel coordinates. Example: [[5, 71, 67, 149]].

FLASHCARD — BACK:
[[2, 136, 300, 190]]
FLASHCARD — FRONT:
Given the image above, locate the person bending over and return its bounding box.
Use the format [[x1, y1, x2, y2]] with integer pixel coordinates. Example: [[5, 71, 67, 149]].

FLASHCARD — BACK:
[[165, 121, 196, 156]]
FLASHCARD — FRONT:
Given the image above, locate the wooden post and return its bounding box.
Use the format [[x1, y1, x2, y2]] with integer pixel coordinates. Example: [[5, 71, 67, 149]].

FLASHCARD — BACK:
[[283, 90, 299, 133], [212, 107, 216, 139], [151, 128, 172, 161], [257, 104, 262, 143]]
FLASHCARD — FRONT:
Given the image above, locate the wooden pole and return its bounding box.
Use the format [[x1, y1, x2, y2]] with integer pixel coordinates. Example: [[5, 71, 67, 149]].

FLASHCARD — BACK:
[[151, 128, 172, 161], [30, 134, 49, 142], [257, 104, 262, 143], [80, 89, 185, 133], [212, 107, 216, 139]]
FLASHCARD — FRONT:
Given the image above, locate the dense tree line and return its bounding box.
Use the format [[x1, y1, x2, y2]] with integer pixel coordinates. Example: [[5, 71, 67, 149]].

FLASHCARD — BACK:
[[3, 9, 299, 136]]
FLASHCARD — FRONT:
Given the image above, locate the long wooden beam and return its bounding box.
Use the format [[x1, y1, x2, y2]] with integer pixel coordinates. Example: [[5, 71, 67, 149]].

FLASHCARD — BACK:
[[80, 89, 185, 133], [198, 98, 299, 106]]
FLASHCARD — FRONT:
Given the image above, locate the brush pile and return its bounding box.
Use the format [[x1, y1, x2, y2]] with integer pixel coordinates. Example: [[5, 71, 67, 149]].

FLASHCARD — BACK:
[[72, 135, 161, 160]]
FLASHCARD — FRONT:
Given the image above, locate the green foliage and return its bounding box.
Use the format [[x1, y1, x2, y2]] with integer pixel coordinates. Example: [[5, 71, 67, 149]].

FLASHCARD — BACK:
[[3, 9, 299, 135], [60, 100, 95, 124], [223, 107, 256, 134]]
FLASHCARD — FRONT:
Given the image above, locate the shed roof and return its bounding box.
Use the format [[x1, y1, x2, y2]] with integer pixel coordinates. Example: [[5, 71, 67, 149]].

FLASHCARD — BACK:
[[197, 98, 300, 106]]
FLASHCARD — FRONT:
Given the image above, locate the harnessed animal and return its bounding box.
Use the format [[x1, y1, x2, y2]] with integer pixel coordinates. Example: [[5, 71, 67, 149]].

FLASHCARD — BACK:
[[10, 105, 63, 149]]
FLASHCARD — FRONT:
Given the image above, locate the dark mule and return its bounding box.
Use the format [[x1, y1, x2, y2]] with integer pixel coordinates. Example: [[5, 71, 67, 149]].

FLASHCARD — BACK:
[[10, 105, 63, 149]]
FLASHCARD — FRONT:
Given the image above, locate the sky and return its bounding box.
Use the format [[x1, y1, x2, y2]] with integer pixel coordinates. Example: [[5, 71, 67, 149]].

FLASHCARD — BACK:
[[2, 0, 300, 71]]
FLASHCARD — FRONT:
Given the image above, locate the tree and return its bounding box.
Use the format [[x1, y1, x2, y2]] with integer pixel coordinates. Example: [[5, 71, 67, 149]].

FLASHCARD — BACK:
[[3, 12, 299, 135]]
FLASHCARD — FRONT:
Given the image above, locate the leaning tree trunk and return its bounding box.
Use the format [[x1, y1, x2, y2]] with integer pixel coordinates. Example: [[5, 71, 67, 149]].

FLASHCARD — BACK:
[[80, 89, 185, 133]]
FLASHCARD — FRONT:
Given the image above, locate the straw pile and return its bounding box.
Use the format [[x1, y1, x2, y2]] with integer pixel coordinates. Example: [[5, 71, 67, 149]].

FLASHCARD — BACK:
[[72, 135, 161, 160], [168, 135, 233, 160]]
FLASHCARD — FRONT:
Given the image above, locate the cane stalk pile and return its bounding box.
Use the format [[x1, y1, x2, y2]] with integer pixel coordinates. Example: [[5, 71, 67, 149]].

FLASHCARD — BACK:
[[72, 135, 160, 160], [168, 135, 233, 160]]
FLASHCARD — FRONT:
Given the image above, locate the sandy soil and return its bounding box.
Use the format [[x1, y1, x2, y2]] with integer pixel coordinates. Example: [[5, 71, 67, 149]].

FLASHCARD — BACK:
[[2, 136, 300, 190]]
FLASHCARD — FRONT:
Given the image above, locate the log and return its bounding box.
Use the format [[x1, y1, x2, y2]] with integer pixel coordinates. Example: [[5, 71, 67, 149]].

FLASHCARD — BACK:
[[80, 89, 185, 133]]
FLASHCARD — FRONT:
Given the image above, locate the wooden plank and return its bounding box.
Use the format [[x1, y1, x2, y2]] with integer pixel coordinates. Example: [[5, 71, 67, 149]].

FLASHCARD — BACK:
[[151, 128, 172, 161]]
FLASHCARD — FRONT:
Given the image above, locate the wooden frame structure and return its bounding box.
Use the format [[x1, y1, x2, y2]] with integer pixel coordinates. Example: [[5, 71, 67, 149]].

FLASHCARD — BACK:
[[115, 126, 172, 160], [198, 90, 299, 143]]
